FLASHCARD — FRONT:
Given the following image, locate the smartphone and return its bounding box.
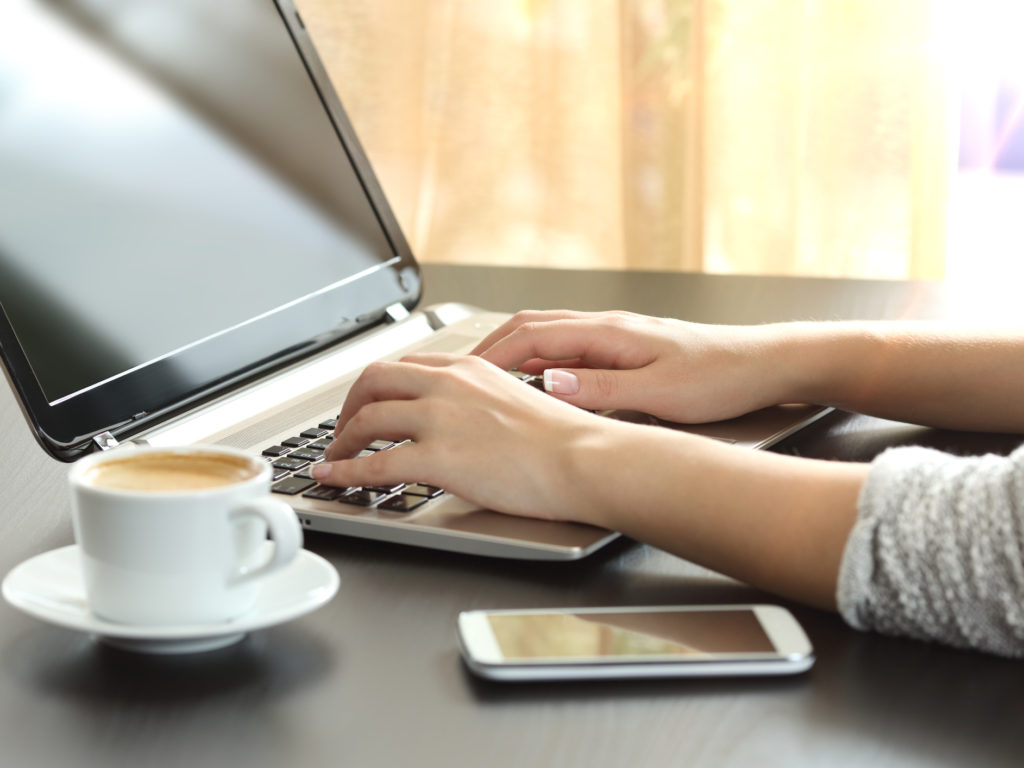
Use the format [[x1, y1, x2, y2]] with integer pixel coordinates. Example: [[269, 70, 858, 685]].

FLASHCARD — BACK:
[[457, 604, 814, 681]]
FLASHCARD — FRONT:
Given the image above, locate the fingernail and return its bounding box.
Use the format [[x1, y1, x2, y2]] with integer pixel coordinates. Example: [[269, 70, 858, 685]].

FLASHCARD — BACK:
[[543, 368, 579, 395], [312, 464, 331, 480]]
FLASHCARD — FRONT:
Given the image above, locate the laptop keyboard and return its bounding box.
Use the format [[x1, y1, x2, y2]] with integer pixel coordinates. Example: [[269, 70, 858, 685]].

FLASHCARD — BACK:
[[260, 370, 541, 514], [261, 417, 444, 514]]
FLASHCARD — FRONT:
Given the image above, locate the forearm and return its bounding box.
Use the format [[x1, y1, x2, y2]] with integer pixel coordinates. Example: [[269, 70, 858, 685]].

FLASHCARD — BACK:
[[568, 421, 869, 610], [761, 321, 1024, 432]]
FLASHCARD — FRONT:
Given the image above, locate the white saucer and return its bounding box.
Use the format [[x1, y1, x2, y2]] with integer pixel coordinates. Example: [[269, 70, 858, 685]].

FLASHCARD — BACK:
[[1, 544, 340, 654]]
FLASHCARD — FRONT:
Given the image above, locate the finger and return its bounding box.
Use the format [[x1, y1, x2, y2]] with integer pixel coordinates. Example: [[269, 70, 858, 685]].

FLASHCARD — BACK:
[[478, 318, 628, 373], [396, 352, 463, 367], [468, 309, 586, 357], [314, 441, 426, 489], [327, 400, 425, 460], [515, 357, 587, 375], [541, 366, 652, 412], [334, 361, 431, 437]]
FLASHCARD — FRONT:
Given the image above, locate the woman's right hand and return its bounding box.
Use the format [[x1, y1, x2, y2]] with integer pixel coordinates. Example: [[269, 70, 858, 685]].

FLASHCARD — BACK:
[[471, 310, 796, 424]]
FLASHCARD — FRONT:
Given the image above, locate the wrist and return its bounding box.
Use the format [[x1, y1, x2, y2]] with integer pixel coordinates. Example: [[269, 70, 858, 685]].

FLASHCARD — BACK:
[[759, 322, 870, 408], [558, 417, 643, 531]]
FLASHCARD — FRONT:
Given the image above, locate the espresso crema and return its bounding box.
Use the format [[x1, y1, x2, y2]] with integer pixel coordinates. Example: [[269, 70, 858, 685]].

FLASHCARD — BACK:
[[84, 451, 258, 492]]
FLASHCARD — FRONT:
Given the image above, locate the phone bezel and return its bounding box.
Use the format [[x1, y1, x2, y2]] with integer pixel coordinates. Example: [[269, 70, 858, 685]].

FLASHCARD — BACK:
[[457, 605, 814, 681]]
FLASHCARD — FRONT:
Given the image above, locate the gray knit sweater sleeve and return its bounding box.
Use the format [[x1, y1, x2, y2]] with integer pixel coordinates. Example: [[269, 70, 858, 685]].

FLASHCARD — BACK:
[[837, 443, 1024, 657]]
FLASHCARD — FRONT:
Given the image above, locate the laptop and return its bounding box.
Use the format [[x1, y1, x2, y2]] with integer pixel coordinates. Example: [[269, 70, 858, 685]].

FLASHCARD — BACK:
[[0, 0, 829, 561]]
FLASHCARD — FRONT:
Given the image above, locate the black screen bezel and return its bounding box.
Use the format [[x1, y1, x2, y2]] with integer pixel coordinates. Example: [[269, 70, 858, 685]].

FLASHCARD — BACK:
[[0, 0, 421, 461]]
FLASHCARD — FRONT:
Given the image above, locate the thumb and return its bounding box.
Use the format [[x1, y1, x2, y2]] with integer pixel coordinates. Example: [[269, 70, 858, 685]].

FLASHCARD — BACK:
[[542, 367, 631, 410]]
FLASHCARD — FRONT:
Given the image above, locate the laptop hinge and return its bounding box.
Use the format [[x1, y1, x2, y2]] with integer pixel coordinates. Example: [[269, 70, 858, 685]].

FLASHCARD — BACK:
[[91, 432, 150, 452], [93, 431, 120, 451], [384, 302, 410, 324]]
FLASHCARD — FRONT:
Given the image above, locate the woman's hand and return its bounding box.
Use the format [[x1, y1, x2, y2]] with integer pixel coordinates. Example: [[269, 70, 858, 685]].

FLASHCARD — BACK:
[[316, 347, 866, 612], [316, 354, 609, 522], [471, 310, 789, 424]]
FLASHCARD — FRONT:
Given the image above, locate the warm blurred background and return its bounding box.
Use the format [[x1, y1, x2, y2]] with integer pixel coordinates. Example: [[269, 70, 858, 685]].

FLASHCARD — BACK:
[[296, 0, 1021, 282]]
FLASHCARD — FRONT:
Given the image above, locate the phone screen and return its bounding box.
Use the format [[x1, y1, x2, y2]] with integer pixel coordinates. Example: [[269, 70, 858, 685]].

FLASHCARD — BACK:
[[486, 609, 777, 661]]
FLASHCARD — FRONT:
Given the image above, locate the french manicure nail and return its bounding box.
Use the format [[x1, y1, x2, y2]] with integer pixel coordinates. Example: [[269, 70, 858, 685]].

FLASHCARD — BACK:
[[543, 368, 579, 395]]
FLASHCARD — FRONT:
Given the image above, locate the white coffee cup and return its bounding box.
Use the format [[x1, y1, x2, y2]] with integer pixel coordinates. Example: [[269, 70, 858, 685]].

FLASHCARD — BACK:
[[68, 444, 302, 626]]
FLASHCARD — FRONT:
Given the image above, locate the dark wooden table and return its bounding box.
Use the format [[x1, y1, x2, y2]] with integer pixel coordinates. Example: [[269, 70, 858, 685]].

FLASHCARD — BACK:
[[1, 265, 1021, 768]]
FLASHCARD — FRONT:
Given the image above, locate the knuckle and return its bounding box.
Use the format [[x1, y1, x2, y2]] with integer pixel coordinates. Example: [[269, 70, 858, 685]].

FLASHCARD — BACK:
[[509, 321, 551, 348], [358, 451, 392, 485], [591, 369, 619, 400], [511, 309, 541, 325], [605, 310, 636, 328], [420, 363, 449, 387], [361, 360, 391, 382], [348, 406, 371, 429], [348, 405, 380, 434], [461, 355, 491, 373]]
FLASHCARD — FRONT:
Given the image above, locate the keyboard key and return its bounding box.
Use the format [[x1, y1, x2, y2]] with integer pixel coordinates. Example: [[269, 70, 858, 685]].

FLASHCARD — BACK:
[[367, 483, 406, 494], [272, 477, 317, 495], [270, 467, 292, 481], [290, 449, 324, 462], [318, 418, 338, 431], [367, 439, 394, 451], [281, 436, 310, 448], [509, 369, 544, 388], [403, 483, 444, 498], [309, 439, 333, 451], [379, 494, 428, 513], [338, 489, 391, 506], [522, 375, 545, 391], [301, 428, 330, 439], [302, 484, 348, 501], [262, 445, 290, 457], [273, 457, 310, 472]]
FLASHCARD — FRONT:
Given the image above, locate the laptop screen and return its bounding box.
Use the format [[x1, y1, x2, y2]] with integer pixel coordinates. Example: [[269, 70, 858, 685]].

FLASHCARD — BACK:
[[0, 0, 419, 458]]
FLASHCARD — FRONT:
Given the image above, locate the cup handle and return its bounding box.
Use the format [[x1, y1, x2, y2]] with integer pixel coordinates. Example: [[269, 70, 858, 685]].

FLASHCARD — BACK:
[[229, 498, 303, 585]]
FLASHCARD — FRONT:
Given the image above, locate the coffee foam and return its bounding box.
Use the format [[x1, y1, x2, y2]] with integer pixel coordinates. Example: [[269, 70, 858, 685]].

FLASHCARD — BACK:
[[85, 451, 258, 492]]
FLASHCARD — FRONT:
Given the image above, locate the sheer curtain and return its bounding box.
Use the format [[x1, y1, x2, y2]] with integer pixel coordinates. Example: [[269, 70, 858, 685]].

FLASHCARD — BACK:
[[297, 0, 951, 279]]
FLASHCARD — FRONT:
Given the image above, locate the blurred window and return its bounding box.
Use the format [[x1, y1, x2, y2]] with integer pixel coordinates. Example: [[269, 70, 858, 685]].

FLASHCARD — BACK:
[[299, 0, 951, 279]]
